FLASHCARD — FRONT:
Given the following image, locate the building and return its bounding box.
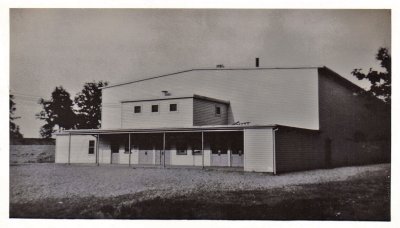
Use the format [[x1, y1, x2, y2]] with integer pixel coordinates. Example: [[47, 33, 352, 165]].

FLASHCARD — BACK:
[[55, 63, 390, 173]]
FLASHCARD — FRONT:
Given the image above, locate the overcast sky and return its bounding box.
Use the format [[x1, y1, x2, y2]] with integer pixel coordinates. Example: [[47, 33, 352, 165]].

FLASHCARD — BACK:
[[10, 9, 390, 138]]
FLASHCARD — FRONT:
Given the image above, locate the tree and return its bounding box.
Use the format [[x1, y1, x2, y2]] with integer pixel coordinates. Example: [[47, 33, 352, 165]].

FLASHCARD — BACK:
[[36, 86, 77, 138], [74, 81, 108, 129], [10, 94, 23, 140], [351, 47, 391, 104]]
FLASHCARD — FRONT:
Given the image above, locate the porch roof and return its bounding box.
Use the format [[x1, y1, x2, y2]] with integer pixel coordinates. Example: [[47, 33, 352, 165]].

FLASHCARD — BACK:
[[55, 124, 318, 135]]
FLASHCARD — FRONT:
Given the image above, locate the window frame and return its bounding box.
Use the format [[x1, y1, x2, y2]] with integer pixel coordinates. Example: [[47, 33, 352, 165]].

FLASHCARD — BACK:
[[88, 140, 95, 155], [169, 103, 178, 112], [151, 104, 159, 113], [134, 105, 142, 114], [215, 105, 222, 117]]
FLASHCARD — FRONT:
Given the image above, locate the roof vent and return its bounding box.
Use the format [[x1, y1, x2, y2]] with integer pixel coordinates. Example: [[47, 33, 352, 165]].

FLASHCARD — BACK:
[[216, 64, 225, 68], [256, 58, 259, 67], [162, 90, 171, 96]]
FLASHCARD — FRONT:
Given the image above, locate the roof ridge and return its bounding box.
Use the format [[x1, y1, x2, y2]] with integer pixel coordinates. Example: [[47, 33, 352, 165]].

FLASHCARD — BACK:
[[101, 66, 324, 89]]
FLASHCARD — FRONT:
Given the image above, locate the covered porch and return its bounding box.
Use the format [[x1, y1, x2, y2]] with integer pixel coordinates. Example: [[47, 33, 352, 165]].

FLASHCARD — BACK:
[[55, 125, 276, 173]]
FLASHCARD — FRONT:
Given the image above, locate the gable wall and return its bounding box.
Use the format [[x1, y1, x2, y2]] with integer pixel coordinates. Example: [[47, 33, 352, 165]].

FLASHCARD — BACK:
[[102, 69, 319, 129]]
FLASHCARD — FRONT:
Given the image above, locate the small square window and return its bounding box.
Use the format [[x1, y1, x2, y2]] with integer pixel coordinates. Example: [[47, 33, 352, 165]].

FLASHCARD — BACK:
[[215, 106, 221, 116], [88, 140, 95, 154], [170, 103, 177, 112], [152, 105, 159, 113], [134, 106, 141, 113]]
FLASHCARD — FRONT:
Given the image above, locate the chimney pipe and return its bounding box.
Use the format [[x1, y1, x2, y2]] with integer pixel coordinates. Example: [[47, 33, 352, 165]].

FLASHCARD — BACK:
[[256, 58, 259, 68]]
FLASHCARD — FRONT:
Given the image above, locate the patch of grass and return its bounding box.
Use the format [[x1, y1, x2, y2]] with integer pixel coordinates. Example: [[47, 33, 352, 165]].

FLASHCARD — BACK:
[[10, 173, 390, 220]]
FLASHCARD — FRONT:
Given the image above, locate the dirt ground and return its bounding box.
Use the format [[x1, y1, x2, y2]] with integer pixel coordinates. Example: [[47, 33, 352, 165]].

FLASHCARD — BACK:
[[9, 163, 390, 220]]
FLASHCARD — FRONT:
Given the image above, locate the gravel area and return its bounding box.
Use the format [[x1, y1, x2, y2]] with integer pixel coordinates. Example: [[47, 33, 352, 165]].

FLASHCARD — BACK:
[[10, 163, 390, 204]]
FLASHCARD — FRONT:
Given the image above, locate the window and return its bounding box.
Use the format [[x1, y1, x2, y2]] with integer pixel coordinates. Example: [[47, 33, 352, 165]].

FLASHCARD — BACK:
[[170, 103, 177, 112], [176, 143, 187, 155], [134, 106, 141, 113], [111, 143, 119, 153], [215, 106, 221, 116], [152, 104, 159, 113], [192, 149, 202, 155], [88, 140, 95, 154]]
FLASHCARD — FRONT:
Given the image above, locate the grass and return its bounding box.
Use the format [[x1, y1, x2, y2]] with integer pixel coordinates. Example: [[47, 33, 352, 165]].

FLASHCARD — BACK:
[[10, 171, 390, 220]]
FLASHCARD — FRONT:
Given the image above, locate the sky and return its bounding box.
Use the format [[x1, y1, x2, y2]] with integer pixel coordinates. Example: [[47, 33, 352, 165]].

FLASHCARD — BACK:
[[9, 9, 391, 138]]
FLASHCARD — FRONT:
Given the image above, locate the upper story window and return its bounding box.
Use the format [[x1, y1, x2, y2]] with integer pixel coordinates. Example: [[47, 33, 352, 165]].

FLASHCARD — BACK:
[[88, 140, 95, 154], [152, 105, 159, 113], [134, 106, 141, 113], [215, 106, 221, 116], [170, 103, 177, 112]]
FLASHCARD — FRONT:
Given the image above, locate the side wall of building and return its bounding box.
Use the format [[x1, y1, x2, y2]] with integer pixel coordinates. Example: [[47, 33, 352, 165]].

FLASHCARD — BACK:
[[55, 134, 97, 164], [193, 98, 228, 126], [318, 68, 391, 167]]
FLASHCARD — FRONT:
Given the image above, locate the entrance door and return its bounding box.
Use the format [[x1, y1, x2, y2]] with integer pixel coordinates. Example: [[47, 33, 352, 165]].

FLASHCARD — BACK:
[[111, 143, 120, 164], [231, 149, 244, 167], [138, 147, 154, 165], [211, 148, 229, 166], [162, 150, 171, 166]]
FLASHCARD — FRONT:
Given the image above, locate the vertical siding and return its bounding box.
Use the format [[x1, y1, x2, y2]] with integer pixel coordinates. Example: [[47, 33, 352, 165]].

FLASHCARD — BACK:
[[244, 128, 274, 172], [193, 98, 228, 125], [318, 68, 391, 167], [275, 127, 322, 173], [102, 69, 319, 129], [121, 98, 193, 128]]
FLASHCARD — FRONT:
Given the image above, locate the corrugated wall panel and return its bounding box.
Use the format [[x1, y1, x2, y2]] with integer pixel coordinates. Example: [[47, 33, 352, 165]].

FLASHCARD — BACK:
[[318, 68, 391, 166], [275, 127, 322, 173], [193, 99, 228, 126], [102, 69, 319, 129], [244, 128, 274, 172]]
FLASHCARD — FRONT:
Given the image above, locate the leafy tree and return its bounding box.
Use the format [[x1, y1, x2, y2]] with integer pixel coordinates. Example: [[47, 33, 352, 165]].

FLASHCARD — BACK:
[[10, 94, 23, 140], [351, 47, 391, 104], [36, 86, 77, 138], [74, 81, 108, 129]]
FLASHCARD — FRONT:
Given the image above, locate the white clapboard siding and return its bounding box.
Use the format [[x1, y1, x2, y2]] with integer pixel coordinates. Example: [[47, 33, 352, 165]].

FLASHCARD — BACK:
[[193, 99, 228, 126], [244, 128, 274, 172], [68, 135, 97, 164], [121, 98, 193, 128], [55, 135, 69, 163], [102, 69, 319, 130]]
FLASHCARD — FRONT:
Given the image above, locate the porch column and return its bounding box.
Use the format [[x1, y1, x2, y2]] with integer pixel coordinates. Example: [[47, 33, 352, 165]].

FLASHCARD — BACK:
[[228, 149, 231, 167], [128, 133, 131, 167], [163, 132, 166, 168], [67, 133, 71, 165], [202, 131, 204, 169], [96, 134, 100, 166]]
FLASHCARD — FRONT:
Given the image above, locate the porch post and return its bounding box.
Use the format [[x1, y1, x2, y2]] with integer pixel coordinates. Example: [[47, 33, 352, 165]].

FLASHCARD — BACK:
[[163, 132, 166, 168], [96, 134, 100, 166], [202, 131, 204, 169], [67, 133, 71, 165], [128, 133, 131, 167]]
